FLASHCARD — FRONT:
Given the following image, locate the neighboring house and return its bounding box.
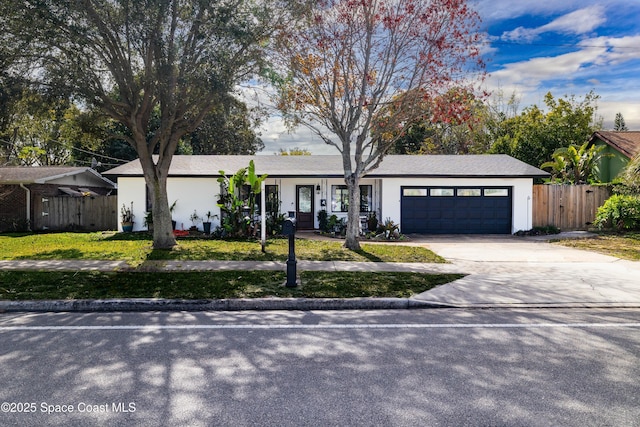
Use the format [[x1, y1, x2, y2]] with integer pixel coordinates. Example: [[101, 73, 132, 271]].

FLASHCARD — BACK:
[[588, 131, 640, 182], [106, 154, 548, 235], [0, 167, 117, 232]]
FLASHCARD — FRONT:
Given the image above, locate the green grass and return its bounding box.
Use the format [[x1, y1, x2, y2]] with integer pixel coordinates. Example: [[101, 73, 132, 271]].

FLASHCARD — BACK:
[[0, 232, 446, 264], [0, 271, 464, 300], [556, 232, 640, 261]]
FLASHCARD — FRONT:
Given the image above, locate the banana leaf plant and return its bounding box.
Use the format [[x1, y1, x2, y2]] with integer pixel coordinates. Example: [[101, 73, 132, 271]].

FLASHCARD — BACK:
[[217, 160, 268, 237]]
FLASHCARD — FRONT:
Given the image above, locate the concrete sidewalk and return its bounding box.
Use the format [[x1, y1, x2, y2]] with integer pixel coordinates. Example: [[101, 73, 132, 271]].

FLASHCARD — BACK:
[[1, 234, 639, 311]]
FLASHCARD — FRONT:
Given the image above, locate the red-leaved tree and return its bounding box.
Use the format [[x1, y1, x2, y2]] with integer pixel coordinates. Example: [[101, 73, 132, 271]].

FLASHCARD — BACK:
[[273, 0, 485, 249]]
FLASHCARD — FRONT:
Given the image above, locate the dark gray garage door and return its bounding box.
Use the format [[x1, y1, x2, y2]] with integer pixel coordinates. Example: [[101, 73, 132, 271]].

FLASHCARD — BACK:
[[401, 187, 512, 234]]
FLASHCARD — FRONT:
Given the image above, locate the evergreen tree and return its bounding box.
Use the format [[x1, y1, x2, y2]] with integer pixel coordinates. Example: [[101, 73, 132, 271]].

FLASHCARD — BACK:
[[614, 113, 628, 131]]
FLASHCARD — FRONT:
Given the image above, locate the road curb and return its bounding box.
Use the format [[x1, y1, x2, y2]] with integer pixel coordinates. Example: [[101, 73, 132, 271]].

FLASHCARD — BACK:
[[0, 297, 453, 313]]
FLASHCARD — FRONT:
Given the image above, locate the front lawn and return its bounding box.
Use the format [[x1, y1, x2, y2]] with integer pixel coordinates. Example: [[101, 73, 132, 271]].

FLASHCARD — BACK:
[[0, 271, 463, 300], [0, 232, 446, 264], [555, 232, 640, 261]]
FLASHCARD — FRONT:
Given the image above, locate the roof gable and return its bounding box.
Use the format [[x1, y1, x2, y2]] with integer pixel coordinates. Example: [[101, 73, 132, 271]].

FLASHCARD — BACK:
[[105, 154, 548, 179], [589, 131, 640, 159], [0, 166, 117, 188]]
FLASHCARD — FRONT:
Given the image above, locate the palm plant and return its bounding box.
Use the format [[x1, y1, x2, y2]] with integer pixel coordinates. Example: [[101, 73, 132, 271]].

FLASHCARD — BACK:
[[216, 160, 268, 237], [620, 153, 640, 195], [541, 142, 608, 184]]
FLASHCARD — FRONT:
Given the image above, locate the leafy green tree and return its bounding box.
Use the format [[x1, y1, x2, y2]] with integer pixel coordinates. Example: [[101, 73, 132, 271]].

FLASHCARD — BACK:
[[490, 91, 602, 168], [277, 147, 312, 155], [386, 89, 522, 156], [386, 88, 489, 155], [0, 89, 81, 166], [3, 0, 304, 249], [185, 99, 264, 155]]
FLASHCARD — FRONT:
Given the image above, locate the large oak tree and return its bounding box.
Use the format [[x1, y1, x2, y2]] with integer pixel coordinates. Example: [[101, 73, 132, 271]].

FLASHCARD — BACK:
[[273, 0, 484, 249], [4, 0, 305, 248]]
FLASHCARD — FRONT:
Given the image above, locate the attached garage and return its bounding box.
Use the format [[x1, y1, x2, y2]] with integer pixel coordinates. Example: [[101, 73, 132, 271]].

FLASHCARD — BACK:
[[401, 186, 512, 234], [108, 154, 548, 235]]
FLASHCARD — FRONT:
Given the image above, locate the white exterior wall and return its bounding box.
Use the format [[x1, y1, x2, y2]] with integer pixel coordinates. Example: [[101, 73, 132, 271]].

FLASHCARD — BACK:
[[380, 177, 534, 233], [117, 177, 221, 232], [268, 177, 380, 228], [119, 175, 533, 233], [117, 177, 146, 232], [167, 178, 221, 230]]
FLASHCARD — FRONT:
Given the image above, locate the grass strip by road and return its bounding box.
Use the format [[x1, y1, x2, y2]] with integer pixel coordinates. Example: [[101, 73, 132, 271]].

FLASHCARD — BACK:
[[0, 271, 464, 300], [0, 233, 445, 265], [555, 232, 640, 261]]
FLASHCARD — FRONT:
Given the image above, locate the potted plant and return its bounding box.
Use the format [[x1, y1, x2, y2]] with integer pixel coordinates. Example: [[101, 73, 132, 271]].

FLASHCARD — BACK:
[[189, 210, 200, 232], [367, 211, 378, 232], [317, 209, 329, 232], [121, 202, 135, 232], [144, 210, 153, 232], [202, 211, 217, 235]]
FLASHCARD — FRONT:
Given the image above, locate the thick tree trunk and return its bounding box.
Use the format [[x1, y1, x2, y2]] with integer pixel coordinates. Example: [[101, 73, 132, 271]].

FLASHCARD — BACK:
[[150, 175, 176, 250], [140, 156, 177, 250], [344, 175, 361, 251]]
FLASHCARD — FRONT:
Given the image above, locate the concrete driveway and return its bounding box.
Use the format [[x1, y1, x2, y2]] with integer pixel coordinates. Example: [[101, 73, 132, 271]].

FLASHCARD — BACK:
[[408, 234, 640, 308]]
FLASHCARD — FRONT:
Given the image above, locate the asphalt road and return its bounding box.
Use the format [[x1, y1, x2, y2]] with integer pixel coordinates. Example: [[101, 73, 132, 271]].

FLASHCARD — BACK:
[[1, 309, 639, 427]]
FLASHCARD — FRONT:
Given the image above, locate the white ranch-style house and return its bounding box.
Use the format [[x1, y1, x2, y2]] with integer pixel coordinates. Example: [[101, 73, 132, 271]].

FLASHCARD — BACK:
[[105, 155, 548, 235]]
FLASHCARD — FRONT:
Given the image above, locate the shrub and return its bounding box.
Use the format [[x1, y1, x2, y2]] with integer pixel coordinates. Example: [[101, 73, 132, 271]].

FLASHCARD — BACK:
[[317, 209, 329, 232], [594, 194, 640, 231]]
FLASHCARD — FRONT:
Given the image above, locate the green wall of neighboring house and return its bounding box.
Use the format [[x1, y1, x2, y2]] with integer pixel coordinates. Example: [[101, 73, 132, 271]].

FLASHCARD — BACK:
[[594, 141, 631, 183]]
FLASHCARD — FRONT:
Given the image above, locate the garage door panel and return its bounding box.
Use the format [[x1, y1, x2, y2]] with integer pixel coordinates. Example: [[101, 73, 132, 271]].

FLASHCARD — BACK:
[[401, 187, 512, 234]]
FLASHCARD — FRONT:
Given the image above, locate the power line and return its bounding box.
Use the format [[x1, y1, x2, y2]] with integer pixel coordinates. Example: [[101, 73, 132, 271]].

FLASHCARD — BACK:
[[0, 137, 131, 164]]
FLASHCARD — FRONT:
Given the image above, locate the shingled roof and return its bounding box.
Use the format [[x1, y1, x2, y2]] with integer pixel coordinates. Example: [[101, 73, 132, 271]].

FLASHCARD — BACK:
[[589, 131, 640, 159], [0, 166, 116, 188], [105, 154, 548, 179]]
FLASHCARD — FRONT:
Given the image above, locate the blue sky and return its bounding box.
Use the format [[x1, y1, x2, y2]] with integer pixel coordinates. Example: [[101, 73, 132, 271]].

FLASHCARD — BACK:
[[255, 0, 640, 154], [479, 0, 640, 127]]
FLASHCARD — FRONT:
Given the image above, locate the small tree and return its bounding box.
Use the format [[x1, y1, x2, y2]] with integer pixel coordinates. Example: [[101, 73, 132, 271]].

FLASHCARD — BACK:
[[217, 160, 268, 237], [273, 0, 484, 249]]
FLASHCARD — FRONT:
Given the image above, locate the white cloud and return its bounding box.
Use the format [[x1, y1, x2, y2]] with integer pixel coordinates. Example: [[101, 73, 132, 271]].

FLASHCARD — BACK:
[[501, 5, 606, 42], [238, 80, 350, 155], [583, 35, 640, 64], [488, 34, 640, 90], [487, 48, 605, 93], [472, 0, 619, 23], [599, 101, 640, 130], [256, 115, 338, 155]]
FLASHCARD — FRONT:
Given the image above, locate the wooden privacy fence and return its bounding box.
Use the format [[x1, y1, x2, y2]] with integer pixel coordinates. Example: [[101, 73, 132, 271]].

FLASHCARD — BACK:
[[532, 185, 611, 231], [32, 195, 117, 231]]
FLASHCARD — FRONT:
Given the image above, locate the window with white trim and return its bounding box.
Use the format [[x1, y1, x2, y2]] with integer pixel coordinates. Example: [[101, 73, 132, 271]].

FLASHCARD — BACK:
[[331, 185, 372, 212]]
